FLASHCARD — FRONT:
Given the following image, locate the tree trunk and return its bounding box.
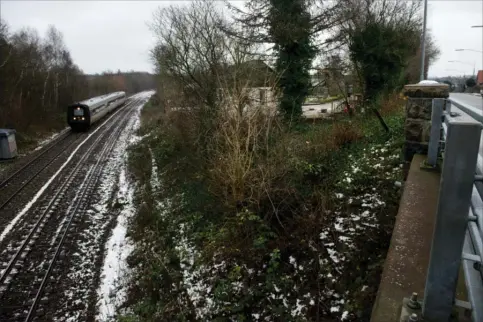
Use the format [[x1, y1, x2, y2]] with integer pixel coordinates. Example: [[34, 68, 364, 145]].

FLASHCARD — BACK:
[[372, 108, 389, 132], [353, 62, 365, 112], [10, 69, 24, 106], [41, 70, 51, 108], [19, 88, 23, 111], [54, 73, 59, 109], [0, 47, 12, 69]]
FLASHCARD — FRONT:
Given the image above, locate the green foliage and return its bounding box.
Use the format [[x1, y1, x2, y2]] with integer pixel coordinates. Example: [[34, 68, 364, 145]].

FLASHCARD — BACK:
[[466, 77, 476, 88], [269, 0, 316, 119], [349, 20, 418, 102]]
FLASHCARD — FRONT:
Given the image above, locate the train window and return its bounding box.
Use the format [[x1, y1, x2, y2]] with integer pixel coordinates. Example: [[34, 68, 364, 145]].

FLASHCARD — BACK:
[[73, 107, 84, 116]]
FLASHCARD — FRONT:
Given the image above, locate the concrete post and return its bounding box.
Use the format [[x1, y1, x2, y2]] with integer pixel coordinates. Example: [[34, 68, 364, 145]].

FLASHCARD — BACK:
[[403, 83, 450, 165]]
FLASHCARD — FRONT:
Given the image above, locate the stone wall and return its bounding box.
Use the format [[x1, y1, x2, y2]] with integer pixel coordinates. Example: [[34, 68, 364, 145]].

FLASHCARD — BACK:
[[403, 83, 449, 165]]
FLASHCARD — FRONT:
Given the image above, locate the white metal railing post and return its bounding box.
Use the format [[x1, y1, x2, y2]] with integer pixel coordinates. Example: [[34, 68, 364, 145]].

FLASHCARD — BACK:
[[427, 98, 444, 166], [445, 100, 452, 114], [423, 113, 482, 321]]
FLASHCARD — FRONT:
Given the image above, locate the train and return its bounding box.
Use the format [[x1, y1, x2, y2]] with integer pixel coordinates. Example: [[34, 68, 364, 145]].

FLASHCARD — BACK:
[[67, 91, 127, 131]]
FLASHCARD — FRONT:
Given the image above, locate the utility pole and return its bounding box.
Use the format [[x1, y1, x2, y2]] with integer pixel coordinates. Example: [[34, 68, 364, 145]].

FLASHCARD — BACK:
[[420, 0, 428, 81]]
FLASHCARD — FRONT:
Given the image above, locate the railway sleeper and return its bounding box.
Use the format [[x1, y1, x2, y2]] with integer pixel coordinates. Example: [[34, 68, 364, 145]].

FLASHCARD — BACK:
[[20, 251, 30, 259], [13, 241, 24, 248], [26, 295, 51, 305], [58, 250, 67, 260], [12, 261, 23, 269], [2, 248, 16, 256], [0, 284, 9, 294], [0, 304, 30, 310]]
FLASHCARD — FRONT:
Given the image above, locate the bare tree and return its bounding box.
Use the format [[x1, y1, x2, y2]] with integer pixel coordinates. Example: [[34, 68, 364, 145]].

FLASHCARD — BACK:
[[224, 0, 343, 44], [405, 32, 441, 83], [150, 0, 270, 117], [41, 25, 65, 109], [150, 0, 229, 110]]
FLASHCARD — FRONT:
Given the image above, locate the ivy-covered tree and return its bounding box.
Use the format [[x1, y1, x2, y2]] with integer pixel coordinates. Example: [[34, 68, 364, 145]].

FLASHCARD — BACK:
[[466, 77, 476, 88], [327, 0, 429, 100], [226, 0, 341, 121], [269, 0, 316, 119], [348, 20, 419, 102]]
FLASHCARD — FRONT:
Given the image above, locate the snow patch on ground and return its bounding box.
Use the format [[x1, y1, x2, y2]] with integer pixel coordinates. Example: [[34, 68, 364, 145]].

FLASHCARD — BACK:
[[96, 168, 135, 320], [96, 90, 155, 320], [315, 139, 403, 321], [149, 148, 161, 192], [33, 127, 70, 152], [130, 90, 156, 101], [104, 98, 401, 321], [174, 223, 216, 319]]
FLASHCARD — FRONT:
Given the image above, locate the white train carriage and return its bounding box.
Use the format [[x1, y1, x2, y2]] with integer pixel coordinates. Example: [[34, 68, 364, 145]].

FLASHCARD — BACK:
[[67, 91, 127, 131]]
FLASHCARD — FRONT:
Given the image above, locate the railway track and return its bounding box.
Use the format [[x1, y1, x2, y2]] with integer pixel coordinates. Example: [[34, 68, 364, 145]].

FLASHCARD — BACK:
[[0, 131, 82, 212], [0, 129, 73, 187], [0, 97, 142, 321]]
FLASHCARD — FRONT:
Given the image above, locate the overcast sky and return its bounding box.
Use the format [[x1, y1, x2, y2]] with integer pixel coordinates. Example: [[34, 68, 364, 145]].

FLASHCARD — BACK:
[[1, 0, 482, 77]]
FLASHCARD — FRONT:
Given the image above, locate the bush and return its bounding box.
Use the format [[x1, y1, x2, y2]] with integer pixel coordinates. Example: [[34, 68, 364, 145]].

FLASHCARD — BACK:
[[332, 122, 363, 147], [120, 37, 407, 319], [122, 86, 406, 318]]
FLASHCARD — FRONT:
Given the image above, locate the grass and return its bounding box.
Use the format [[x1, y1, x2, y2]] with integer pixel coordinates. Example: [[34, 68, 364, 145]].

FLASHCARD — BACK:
[[119, 93, 406, 321]]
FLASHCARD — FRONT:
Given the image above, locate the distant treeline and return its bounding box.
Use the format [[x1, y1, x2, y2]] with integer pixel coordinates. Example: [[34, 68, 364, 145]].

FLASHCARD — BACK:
[[0, 20, 155, 134], [82, 71, 156, 96]]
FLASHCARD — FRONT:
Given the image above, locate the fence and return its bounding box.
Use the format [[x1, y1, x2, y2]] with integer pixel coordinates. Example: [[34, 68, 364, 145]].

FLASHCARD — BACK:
[[423, 97, 483, 321]]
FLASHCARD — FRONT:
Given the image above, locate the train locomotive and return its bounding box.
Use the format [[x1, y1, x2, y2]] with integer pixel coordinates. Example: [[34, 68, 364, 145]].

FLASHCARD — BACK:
[[67, 91, 127, 131]]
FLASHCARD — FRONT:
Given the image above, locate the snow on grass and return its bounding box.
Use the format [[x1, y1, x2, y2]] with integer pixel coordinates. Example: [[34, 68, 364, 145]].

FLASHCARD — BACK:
[[127, 91, 156, 146], [316, 138, 403, 321], [119, 117, 402, 321], [174, 222, 216, 319], [149, 148, 161, 192]]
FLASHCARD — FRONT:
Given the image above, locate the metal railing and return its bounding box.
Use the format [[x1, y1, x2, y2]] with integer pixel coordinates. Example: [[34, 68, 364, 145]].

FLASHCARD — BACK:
[[424, 97, 483, 321]]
